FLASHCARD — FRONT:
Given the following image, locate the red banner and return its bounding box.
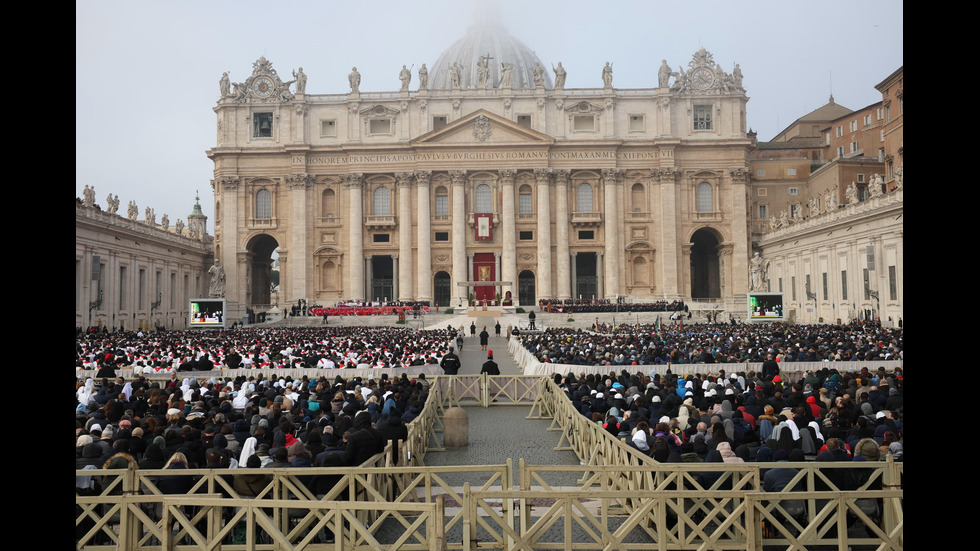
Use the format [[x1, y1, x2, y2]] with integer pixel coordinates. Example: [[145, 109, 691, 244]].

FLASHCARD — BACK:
[[474, 213, 493, 241]]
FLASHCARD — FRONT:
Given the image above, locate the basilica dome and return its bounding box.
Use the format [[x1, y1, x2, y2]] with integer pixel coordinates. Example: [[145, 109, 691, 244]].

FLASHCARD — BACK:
[[429, 13, 552, 91]]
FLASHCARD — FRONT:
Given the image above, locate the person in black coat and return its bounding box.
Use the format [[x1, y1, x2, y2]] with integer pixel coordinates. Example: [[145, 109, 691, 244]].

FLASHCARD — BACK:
[[344, 412, 385, 466], [480, 351, 500, 376], [440, 347, 461, 375], [479, 327, 490, 350]]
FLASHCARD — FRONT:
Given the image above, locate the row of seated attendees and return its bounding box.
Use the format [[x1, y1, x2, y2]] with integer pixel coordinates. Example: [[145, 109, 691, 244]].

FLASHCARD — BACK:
[[76, 369, 434, 546], [76, 327, 455, 373], [538, 299, 687, 313], [554, 365, 902, 470], [520, 321, 902, 365]]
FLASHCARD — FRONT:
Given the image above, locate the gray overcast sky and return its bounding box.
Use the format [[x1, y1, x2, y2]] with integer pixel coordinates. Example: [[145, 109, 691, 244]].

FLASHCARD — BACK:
[[76, 0, 903, 229]]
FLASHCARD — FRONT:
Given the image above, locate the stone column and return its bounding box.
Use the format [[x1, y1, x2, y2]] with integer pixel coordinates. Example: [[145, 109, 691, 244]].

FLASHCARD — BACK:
[[554, 170, 571, 300], [396, 172, 414, 301], [499, 169, 517, 304], [656, 167, 680, 298], [596, 252, 604, 300], [467, 252, 475, 302], [286, 173, 311, 302], [344, 173, 364, 301], [570, 252, 578, 299], [416, 171, 432, 303], [494, 252, 501, 301], [535, 168, 552, 300], [601, 169, 620, 298], [450, 171, 467, 304], [729, 167, 751, 296], [365, 255, 373, 302], [392, 254, 399, 301]]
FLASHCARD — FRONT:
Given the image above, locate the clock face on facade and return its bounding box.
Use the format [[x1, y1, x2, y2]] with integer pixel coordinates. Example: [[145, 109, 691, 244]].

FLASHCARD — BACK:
[[253, 76, 274, 97], [691, 67, 714, 89]]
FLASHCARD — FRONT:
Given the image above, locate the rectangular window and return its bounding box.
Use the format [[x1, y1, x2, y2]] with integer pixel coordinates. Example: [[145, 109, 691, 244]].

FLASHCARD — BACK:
[[787, 168, 796, 176], [806, 274, 811, 299], [573, 115, 595, 131], [822, 272, 828, 300], [693, 106, 712, 130], [253, 112, 273, 138], [788, 188, 800, 195], [373, 233, 390, 243], [756, 169, 765, 177], [835, 126, 843, 138], [877, 107, 884, 120], [850, 120, 858, 132], [435, 195, 448, 216], [320, 120, 337, 137], [841, 270, 848, 301], [519, 192, 532, 214], [517, 115, 531, 128], [629, 114, 644, 132], [863, 269, 870, 300], [836, 146, 844, 158], [757, 188, 767, 196], [758, 204, 767, 218], [432, 116, 447, 131], [578, 230, 594, 240], [434, 231, 449, 242], [863, 114, 872, 125], [369, 119, 391, 134], [888, 266, 897, 300], [850, 141, 859, 153], [519, 231, 533, 240], [857, 173, 865, 183]]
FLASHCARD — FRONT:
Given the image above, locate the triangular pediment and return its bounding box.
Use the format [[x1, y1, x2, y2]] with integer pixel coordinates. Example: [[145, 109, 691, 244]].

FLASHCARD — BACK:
[[413, 109, 554, 146]]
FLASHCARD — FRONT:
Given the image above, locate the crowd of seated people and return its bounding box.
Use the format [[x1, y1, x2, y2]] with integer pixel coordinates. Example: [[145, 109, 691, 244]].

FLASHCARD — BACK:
[[76, 326, 456, 373], [538, 298, 687, 314], [519, 321, 902, 366], [554, 364, 903, 469]]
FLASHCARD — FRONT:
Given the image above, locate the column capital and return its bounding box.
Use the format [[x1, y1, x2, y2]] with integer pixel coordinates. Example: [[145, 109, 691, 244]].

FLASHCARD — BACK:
[[449, 170, 467, 186], [467, 252, 475, 259], [415, 170, 431, 187], [219, 175, 241, 190], [396, 172, 415, 188], [342, 173, 364, 188], [498, 169, 516, 183], [601, 168, 624, 184], [285, 173, 312, 189], [653, 167, 680, 184], [534, 167, 553, 185], [553, 169, 570, 186], [729, 166, 749, 184]]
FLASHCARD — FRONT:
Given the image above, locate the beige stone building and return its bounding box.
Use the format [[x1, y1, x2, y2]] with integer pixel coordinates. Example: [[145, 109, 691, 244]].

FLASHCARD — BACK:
[[755, 67, 903, 327], [75, 193, 213, 330], [209, 23, 755, 318]]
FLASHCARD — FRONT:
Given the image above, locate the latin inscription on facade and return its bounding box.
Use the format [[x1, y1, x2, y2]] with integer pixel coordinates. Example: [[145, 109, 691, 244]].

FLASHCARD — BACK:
[[296, 150, 656, 166]]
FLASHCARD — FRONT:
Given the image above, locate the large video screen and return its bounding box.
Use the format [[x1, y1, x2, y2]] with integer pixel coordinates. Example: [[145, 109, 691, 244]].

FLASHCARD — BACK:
[[748, 293, 784, 321], [190, 299, 226, 328]]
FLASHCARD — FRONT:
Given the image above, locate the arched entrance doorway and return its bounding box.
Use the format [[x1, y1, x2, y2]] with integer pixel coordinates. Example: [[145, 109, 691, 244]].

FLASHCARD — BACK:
[[433, 271, 451, 309], [246, 234, 279, 308], [690, 228, 721, 299], [518, 270, 535, 306]]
